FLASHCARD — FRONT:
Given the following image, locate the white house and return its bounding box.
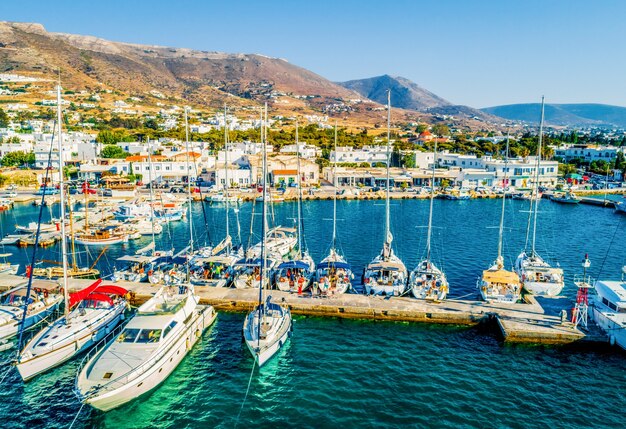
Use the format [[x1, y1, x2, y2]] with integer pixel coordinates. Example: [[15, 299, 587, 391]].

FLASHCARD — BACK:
[[330, 145, 389, 165], [279, 143, 322, 159], [552, 144, 623, 163]]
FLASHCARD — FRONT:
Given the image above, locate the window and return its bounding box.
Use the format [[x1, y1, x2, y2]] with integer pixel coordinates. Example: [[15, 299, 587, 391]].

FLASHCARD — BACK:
[[136, 329, 162, 343], [163, 321, 178, 338], [117, 328, 141, 343]]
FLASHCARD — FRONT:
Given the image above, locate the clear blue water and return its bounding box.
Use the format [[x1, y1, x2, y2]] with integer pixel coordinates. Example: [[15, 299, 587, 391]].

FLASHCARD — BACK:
[[1, 197, 625, 428]]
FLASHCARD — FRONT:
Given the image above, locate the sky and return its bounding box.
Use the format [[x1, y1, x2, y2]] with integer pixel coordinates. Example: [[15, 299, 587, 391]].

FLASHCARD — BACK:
[[2, 0, 625, 108]]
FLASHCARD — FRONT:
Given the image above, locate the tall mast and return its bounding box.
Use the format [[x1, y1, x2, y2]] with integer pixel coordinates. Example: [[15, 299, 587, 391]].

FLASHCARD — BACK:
[[56, 84, 69, 316], [224, 104, 230, 243], [497, 137, 510, 267], [426, 142, 437, 263], [295, 120, 302, 257], [67, 191, 77, 271], [385, 89, 391, 245], [332, 123, 337, 250], [258, 103, 269, 345], [184, 107, 193, 281], [147, 137, 156, 254], [531, 97, 545, 256]]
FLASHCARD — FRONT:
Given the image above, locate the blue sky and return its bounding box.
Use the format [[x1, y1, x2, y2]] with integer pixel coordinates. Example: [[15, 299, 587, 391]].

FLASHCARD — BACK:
[[2, 0, 625, 107]]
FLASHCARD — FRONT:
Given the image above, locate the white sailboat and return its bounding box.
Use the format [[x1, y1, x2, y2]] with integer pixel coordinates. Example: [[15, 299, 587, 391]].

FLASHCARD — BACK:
[[515, 98, 564, 296], [478, 138, 522, 303], [316, 125, 353, 295], [243, 104, 292, 367], [274, 123, 315, 293], [363, 91, 407, 296], [408, 143, 449, 300]]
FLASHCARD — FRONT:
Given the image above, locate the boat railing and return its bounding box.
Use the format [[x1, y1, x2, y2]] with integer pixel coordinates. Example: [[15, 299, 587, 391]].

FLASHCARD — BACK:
[[573, 274, 595, 289], [77, 307, 205, 398]]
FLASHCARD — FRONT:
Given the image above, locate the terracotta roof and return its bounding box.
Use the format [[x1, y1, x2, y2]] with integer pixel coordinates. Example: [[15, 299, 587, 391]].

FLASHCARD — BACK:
[[273, 169, 298, 175]]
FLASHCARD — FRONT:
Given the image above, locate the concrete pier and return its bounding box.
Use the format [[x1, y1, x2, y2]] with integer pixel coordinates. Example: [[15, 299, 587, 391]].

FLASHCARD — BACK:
[[0, 274, 607, 346]]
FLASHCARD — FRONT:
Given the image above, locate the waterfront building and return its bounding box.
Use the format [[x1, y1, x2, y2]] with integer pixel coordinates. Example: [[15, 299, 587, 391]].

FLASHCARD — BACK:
[[552, 144, 623, 163], [330, 145, 388, 165]]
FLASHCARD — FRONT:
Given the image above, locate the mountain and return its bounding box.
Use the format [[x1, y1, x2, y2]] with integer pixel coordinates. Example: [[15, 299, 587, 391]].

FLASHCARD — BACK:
[[0, 21, 364, 113], [481, 103, 626, 128], [338, 75, 498, 122], [338, 74, 451, 110]]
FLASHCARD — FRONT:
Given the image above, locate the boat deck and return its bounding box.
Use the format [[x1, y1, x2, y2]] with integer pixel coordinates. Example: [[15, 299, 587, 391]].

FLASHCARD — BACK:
[[0, 273, 607, 346]]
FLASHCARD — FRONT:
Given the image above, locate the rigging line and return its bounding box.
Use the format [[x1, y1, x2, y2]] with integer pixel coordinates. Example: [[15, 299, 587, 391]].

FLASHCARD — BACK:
[[16, 119, 57, 355], [597, 216, 623, 280], [68, 402, 86, 429], [0, 363, 13, 386], [234, 359, 257, 429]]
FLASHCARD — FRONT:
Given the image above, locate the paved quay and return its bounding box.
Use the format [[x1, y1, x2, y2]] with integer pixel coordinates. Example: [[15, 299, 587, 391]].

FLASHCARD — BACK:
[[0, 274, 607, 346]]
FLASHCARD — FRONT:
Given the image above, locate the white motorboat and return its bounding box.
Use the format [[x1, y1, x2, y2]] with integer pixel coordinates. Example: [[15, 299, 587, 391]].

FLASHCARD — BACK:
[[516, 99, 565, 296], [591, 266, 626, 350], [15, 221, 60, 234], [409, 142, 449, 301], [75, 284, 216, 411], [16, 282, 128, 381], [478, 137, 521, 303], [363, 91, 407, 296], [243, 104, 292, 367], [0, 281, 63, 342]]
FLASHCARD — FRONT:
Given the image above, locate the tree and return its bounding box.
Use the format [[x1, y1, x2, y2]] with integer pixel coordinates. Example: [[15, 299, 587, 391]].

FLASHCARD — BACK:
[[144, 118, 159, 130], [1, 150, 34, 167], [101, 145, 129, 159], [0, 108, 8, 128], [415, 124, 428, 133], [431, 124, 449, 136]]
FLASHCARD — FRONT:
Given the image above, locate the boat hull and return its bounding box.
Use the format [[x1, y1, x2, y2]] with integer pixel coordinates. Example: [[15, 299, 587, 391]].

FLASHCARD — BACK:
[[16, 306, 125, 381], [79, 305, 216, 411], [0, 297, 63, 341], [244, 306, 291, 367]]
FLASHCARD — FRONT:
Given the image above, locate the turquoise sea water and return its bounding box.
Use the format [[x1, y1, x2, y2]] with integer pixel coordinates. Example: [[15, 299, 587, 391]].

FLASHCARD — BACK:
[[1, 197, 625, 428]]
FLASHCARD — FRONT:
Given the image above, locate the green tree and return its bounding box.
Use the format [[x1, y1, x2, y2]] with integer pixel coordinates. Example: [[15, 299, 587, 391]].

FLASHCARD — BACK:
[[0, 108, 8, 128], [415, 124, 428, 133], [144, 118, 159, 130], [101, 145, 130, 159], [1, 150, 34, 167], [431, 124, 449, 136]]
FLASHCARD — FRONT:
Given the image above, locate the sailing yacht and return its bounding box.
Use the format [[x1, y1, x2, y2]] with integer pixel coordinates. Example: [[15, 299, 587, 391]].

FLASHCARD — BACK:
[[75, 284, 215, 411], [363, 91, 407, 296], [243, 104, 292, 367], [515, 98, 564, 296], [274, 124, 315, 293], [408, 143, 449, 300], [478, 138, 522, 303], [315, 125, 354, 295]]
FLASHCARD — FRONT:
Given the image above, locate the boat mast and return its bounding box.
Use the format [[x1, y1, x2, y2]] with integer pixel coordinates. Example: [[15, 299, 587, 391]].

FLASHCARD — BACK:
[[224, 105, 230, 245], [332, 123, 337, 251], [426, 142, 437, 263], [531, 97, 545, 256], [184, 107, 193, 281], [56, 83, 69, 316], [147, 137, 156, 254], [497, 137, 510, 268], [257, 103, 269, 349], [385, 90, 392, 250], [296, 120, 303, 257]]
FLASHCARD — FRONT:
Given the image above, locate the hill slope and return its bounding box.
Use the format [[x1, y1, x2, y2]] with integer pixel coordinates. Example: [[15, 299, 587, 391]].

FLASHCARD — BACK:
[[481, 103, 626, 128]]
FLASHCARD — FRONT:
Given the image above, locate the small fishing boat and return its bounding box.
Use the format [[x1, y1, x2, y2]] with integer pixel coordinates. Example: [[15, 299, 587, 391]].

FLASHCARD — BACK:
[[75, 284, 216, 411], [74, 226, 128, 246], [592, 266, 626, 350], [255, 194, 284, 203], [17, 232, 58, 247], [206, 192, 241, 203], [363, 92, 408, 296], [0, 282, 63, 342], [551, 190, 580, 204], [0, 252, 18, 275], [16, 281, 128, 381], [614, 201, 626, 215], [32, 265, 99, 280], [409, 144, 449, 300], [243, 105, 291, 367]]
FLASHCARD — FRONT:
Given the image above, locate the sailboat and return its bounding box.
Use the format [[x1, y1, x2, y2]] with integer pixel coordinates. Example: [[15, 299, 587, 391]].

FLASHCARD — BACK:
[[477, 137, 522, 303], [243, 103, 292, 367], [515, 98, 564, 296], [32, 191, 100, 279], [408, 143, 449, 300], [191, 106, 241, 286], [274, 123, 315, 293], [315, 124, 354, 295], [363, 91, 407, 296]]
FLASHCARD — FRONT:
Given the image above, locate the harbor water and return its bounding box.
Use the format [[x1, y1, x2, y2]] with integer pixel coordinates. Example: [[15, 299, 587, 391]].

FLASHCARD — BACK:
[[1, 196, 625, 428]]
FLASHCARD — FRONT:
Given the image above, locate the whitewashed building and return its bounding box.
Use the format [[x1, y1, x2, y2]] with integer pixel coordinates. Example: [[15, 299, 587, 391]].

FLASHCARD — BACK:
[[330, 145, 389, 165]]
